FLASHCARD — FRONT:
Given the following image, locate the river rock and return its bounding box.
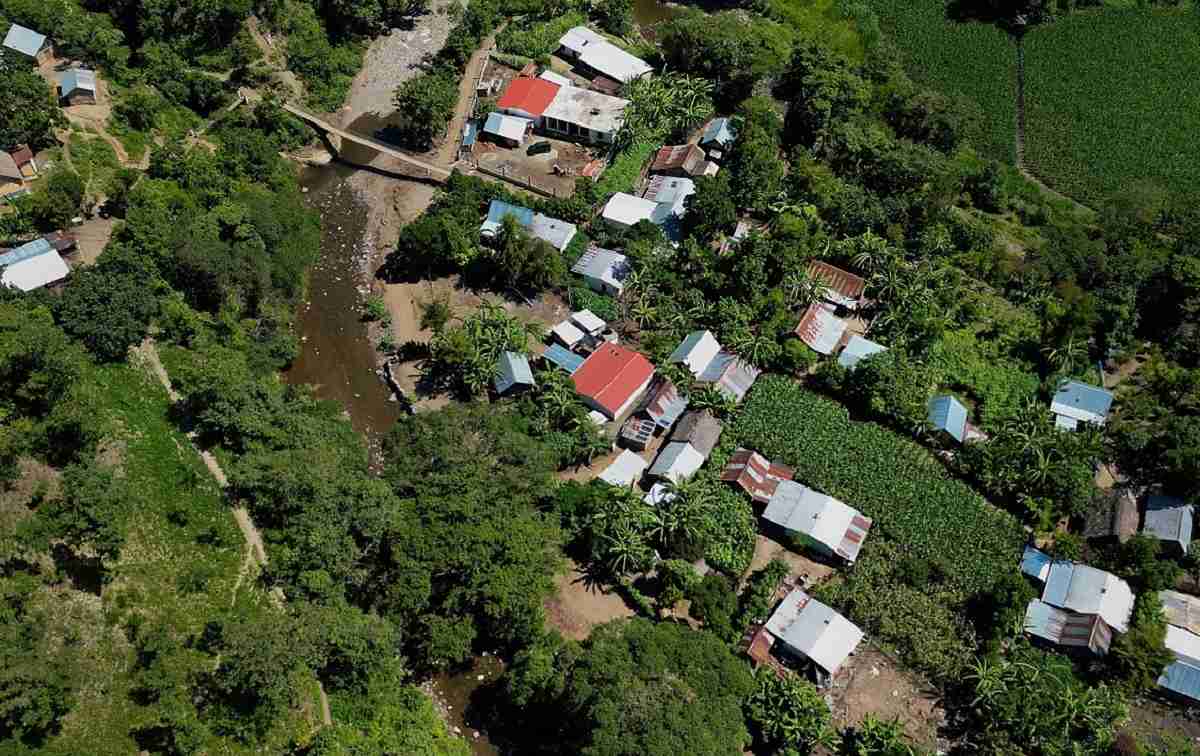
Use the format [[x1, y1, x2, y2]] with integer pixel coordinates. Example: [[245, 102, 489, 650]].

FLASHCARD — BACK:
[[303, 150, 334, 166]]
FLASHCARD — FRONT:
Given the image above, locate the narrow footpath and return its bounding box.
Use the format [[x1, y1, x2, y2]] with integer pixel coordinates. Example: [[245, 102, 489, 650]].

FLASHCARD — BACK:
[[134, 337, 333, 728]]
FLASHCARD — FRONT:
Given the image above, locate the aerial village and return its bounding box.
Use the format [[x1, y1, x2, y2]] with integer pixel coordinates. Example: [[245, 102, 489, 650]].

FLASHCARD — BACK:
[[430, 21, 1200, 722], [3, 0, 1200, 750], [1, 22, 103, 290]]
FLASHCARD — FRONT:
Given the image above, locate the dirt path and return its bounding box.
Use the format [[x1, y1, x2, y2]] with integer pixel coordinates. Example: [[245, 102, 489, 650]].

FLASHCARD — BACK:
[[134, 338, 331, 726], [434, 30, 500, 166]]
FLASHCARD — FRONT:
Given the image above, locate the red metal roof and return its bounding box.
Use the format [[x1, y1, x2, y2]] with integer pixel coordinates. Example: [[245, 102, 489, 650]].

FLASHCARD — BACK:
[[808, 260, 866, 306], [572, 343, 655, 417], [496, 78, 560, 117]]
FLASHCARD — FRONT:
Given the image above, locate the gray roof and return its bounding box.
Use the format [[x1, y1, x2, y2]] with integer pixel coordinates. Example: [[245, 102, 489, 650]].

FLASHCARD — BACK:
[[530, 212, 577, 252], [765, 589, 863, 676], [3, 24, 47, 57], [1143, 495, 1194, 551], [669, 410, 723, 457], [928, 395, 968, 443], [494, 351, 534, 394], [0, 238, 52, 266], [698, 352, 759, 403], [701, 117, 736, 147], [59, 68, 96, 96], [837, 335, 887, 370], [0, 152, 21, 183], [571, 246, 629, 289], [1051, 380, 1114, 426], [1161, 625, 1200, 702]]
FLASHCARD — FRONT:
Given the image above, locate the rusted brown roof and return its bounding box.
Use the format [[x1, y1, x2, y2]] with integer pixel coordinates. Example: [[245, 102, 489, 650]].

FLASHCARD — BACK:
[[650, 144, 707, 176], [794, 302, 848, 355], [808, 260, 866, 308], [1083, 488, 1139, 541], [721, 448, 794, 504]]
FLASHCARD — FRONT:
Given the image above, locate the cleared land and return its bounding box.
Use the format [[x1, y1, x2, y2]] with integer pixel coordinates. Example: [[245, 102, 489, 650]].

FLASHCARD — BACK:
[[865, 0, 1016, 163], [1023, 8, 1200, 204]]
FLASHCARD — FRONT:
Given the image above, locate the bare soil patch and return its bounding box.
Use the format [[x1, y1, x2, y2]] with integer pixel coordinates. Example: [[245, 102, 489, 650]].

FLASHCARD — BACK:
[[70, 216, 116, 267], [474, 135, 601, 197], [745, 533, 836, 584], [544, 561, 635, 641], [830, 646, 944, 749], [0, 458, 61, 531]]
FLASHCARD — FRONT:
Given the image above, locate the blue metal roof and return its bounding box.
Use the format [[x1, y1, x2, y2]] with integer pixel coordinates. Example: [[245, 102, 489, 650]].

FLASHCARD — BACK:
[[495, 351, 534, 394], [701, 117, 736, 146], [1020, 545, 1052, 582], [1052, 380, 1113, 424], [0, 238, 52, 267], [1160, 658, 1200, 702], [462, 120, 478, 147], [3, 24, 47, 57], [59, 68, 96, 96], [542, 344, 584, 374], [927, 395, 968, 443], [485, 199, 533, 228], [838, 335, 887, 370]]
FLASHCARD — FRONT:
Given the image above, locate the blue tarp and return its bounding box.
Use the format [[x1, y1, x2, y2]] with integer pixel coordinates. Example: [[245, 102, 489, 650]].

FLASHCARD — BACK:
[[0, 238, 52, 267], [486, 199, 533, 228]]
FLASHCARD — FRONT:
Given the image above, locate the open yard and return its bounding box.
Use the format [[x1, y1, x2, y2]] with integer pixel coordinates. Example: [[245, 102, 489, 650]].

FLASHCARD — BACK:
[[544, 561, 636, 641], [473, 135, 601, 198], [831, 646, 944, 749]]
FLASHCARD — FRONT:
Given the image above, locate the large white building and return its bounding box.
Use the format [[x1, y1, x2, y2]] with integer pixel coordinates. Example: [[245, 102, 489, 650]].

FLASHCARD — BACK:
[[557, 26, 652, 84]]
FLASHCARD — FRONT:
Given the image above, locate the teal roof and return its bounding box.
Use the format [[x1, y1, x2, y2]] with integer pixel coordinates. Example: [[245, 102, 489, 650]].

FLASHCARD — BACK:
[[495, 351, 534, 394], [0, 238, 52, 266], [928, 394, 968, 443], [701, 117, 736, 146], [3, 24, 46, 57], [543, 344, 584, 374]]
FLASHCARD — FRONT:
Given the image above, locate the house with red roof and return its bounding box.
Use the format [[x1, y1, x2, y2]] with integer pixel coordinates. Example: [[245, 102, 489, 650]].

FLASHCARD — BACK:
[[497, 77, 561, 121], [571, 343, 655, 420]]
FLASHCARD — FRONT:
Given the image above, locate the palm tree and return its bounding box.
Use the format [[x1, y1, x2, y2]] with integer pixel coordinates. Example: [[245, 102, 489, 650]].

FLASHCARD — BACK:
[[1042, 334, 1086, 376], [782, 268, 824, 310]]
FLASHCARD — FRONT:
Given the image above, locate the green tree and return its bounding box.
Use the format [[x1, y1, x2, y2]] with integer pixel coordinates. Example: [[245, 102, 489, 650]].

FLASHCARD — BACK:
[[683, 173, 737, 244], [55, 262, 159, 361], [393, 70, 459, 149], [744, 669, 833, 754], [20, 461, 130, 568], [591, 0, 633, 36], [0, 67, 60, 151], [1109, 594, 1175, 693]]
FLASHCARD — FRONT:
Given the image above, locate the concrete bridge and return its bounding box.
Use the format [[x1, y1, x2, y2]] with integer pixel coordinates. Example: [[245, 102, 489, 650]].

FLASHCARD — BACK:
[[283, 103, 452, 182]]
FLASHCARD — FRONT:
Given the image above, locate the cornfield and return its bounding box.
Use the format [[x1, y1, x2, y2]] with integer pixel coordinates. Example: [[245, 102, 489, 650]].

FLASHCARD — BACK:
[[731, 377, 1023, 592], [1023, 8, 1200, 204], [865, 0, 1017, 164]]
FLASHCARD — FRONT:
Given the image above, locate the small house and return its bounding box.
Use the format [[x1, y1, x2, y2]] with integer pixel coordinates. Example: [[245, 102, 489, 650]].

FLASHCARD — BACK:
[[632, 377, 688, 432], [557, 26, 652, 84], [496, 77, 560, 121], [1159, 625, 1200, 704], [482, 112, 532, 148], [0, 238, 70, 291], [763, 480, 872, 563], [759, 589, 864, 684], [598, 449, 648, 488], [808, 260, 867, 310], [1142, 495, 1194, 557], [2, 24, 49, 62], [1051, 380, 1113, 430], [530, 212, 577, 252], [648, 410, 723, 483], [700, 117, 737, 154], [572, 343, 655, 420], [650, 144, 713, 178], [551, 319, 586, 350], [794, 303, 848, 355], [669, 330, 722, 378], [927, 394, 969, 444], [480, 199, 577, 251], [721, 448, 794, 504], [9, 146, 36, 179], [1023, 561, 1134, 656], [619, 417, 655, 451], [0, 153, 25, 202], [494, 352, 535, 396], [58, 68, 97, 106], [542, 343, 585, 374], [668, 329, 760, 402], [1082, 488, 1139, 544], [1161, 590, 1200, 636], [837, 335, 887, 371], [570, 309, 606, 337], [542, 85, 630, 144], [602, 192, 658, 229], [571, 246, 630, 296]]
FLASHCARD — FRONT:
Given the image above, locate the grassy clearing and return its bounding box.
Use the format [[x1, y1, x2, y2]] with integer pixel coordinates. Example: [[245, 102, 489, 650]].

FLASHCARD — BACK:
[[27, 358, 318, 754], [865, 0, 1016, 163], [1023, 8, 1200, 204]]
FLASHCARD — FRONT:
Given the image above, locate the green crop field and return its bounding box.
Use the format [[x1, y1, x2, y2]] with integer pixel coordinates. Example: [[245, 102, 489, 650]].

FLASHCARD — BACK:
[[865, 0, 1017, 163], [1023, 9, 1200, 205]]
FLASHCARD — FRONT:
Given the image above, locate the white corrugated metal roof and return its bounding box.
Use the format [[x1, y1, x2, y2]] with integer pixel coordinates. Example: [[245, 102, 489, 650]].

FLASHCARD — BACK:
[[648, 441, 705, 483], [3, 24, 46, 57], [598, 449, 647, 487], [602, 192, 657, 227], [669, 330, 721, 378], [1042, 562, 1134, 633], [837, 335, 886, 370], [1, 249, 68, 291], [557, 26, 652, 83], [764, 480, 857, 552], [483, 112, 531, 142], [551, 320, 585, 348], [765, 589, 863, 676], [571, 309, 605, 335], [539, 70, 572, 87]]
